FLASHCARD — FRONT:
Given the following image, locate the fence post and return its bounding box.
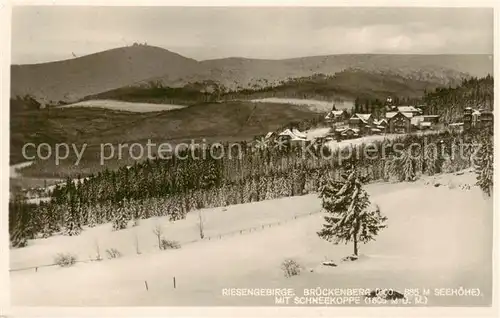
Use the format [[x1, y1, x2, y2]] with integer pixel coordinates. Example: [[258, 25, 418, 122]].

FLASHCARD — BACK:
[[173, 276, 176, 289], [145, 280, 149, 291]]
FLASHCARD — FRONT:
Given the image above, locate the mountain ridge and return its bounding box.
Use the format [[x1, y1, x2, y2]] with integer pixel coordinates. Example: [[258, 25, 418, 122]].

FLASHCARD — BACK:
[[11, 45, 493, 105], [14, 48, 492, 65]]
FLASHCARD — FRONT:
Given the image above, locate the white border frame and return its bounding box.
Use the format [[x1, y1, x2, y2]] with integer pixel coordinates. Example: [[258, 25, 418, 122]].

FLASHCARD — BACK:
[[1, 1, 498, 317]]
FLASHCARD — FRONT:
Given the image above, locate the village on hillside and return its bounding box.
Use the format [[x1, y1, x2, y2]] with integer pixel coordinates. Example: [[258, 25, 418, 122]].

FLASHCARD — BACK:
[[11, 96, 495, 203], [260, 97, 494, 145]]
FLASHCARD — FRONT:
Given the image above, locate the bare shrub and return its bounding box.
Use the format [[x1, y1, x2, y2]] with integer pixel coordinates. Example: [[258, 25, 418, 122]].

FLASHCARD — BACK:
[[153, 223, 163, 250], [198, 210, 205, 239], [54, 253, 77, 267], [106, 248, 122, 259], [341, 255, 358, 262], [160, 239, 181, 250], [134, 233, 141, 254], [281, 258, 302, 278], [95, 240, 102, 261]]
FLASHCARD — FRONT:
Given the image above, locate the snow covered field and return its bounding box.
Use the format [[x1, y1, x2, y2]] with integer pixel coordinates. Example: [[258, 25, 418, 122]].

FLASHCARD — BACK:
[[58, 100, 186, 113], [10, 161, 34, 178], [305, 127, 332, 140], [10, 171, 493, 306], [303, 128, 440, 151], [251, 98, 353, 112], [326, 134, 410, 151]]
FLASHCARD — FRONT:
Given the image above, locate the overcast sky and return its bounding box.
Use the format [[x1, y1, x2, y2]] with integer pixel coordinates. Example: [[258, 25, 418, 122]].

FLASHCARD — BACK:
[[11, 6, 493, 64]]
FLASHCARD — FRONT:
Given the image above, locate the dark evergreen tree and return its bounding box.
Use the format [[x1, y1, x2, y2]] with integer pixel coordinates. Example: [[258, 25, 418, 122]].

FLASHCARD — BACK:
[[390, 147, 421, 182], [354, 98, 361, 113], [38, 202, 60, 238], [317, 167, 388, 256], [9, 197, 35, 248], [63, 178, 82, 236], [112, 199, 129, 231], [474, 130, 494, 196]]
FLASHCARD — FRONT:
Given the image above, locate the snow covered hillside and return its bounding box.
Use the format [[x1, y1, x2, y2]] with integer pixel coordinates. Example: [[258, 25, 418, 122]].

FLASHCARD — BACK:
[[59, 100, 186, 112], [10, 171, 492, 306], [250, 98, 354, 113]]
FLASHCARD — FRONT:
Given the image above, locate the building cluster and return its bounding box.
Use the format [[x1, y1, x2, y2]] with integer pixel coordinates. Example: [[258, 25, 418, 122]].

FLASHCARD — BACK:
[[276, 128, 307, 141], [324, 106, 440, 140], [257, 103, 493, 147], [461, 107, 494, 131], [256, 128, 308, 147]]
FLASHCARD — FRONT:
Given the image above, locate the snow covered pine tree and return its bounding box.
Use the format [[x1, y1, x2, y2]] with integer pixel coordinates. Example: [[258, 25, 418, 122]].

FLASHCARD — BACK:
[[474, 129, 494, 196], [317, 166, 388, 257]]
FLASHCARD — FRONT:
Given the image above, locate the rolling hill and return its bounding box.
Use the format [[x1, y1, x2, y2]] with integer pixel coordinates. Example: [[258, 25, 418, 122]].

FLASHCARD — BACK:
[[200, 54, 492, 89], [225, 70, 445, 102], [83, 69, 445, 107], [11, 101, 322, 176], [11, 45, 493, 105], [10, 45, 203, 105]]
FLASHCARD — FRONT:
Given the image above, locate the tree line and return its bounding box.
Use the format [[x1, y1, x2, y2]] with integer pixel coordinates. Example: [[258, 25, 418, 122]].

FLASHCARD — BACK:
[[9, 127, 493, 248], [353, 75, 494, 122], [76, 70, 441, 108], [423, 75, 494, 123]]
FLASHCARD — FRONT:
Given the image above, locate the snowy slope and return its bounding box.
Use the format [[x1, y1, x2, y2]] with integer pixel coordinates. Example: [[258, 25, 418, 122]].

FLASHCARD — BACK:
[[250, 98, 352, 113], [59, 100, 186, 113], [10, 171, 493, 306]]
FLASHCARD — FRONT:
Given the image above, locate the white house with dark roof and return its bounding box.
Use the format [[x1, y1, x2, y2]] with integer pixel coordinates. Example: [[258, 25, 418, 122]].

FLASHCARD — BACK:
[[348, 113, 374, 135], [339, 127, 360, 139], [325, 109, 349, 123], [397, 106, 422, 115], [291, 128, 307, 139], [386, 111, 413, 120], [373, 118, 388, 126], [349, 113, 373, 125], [373, 118, 389, 132], [278, 128, 306, 142], [386, 111, 412, 133]]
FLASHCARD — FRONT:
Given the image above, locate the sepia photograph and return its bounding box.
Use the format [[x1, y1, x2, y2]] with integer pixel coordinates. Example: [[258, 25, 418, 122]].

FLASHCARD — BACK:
[[3, 3, 497, 311]]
